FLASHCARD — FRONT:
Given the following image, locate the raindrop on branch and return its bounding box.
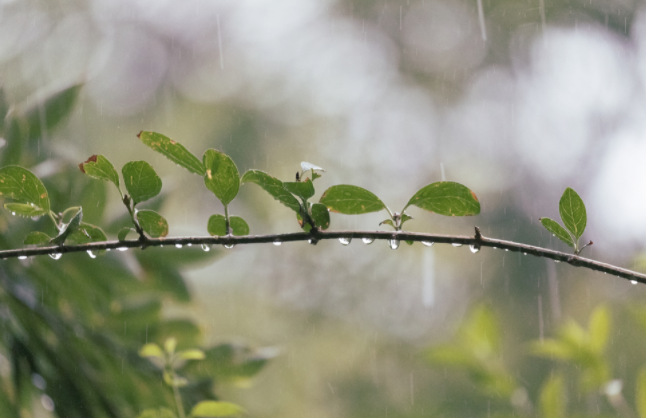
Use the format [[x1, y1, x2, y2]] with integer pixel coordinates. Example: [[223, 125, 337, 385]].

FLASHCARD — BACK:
[[273, 240, 282, 246], [339, 237, 352, 246], [452, 243, 463, 247], [421, 241, 434, 247], [631, 280, 638, 285], [362, 238, 374, 245], [117, 247, 128, 252], [49, 253, 62, 260], [469, 245, 480, 254], [201, 244, 211, 252], [87, 250, 96, 259], [18, 256, 27, 260], [389, 239, 400, 250], [175, 244, 183, 248], [223, 243, 235, 249]]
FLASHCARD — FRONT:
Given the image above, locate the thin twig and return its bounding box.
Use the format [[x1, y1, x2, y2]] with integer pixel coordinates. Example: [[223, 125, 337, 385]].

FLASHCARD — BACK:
[[1, 227, 644, 284]]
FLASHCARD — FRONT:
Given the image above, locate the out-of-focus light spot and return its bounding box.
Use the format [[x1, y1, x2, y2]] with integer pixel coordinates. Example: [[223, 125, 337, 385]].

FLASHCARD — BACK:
[[41, 394, 55, 411]]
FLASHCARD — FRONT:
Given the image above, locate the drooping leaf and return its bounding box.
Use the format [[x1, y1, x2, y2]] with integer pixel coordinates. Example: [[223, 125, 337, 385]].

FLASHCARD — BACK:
[[137, 408, 176, 418], [540, 218, 574, 247], [136, 210, 169, 238], [122, 161, 162, 204], [319, 185, 386, 214], [118, 227, 135, 241], [539, 373, 566, 418], [241, 170, 301, 213], [191, 401, 245, 417], [559, 187, 586, 240], [79, 155, 120, 189], [50, 208, 83, 245], [137, 131, 205, 176], [0, 166, 50, 215], [310, 203, 330, 230], [637, 368, 646, 418], [23, 231, 51, 245], [230, 216, 249, 236], [4, 203, 45, 217], [406, 181, 480, 216], [283, 179, 315, 201], [203, 149, 240, 206]]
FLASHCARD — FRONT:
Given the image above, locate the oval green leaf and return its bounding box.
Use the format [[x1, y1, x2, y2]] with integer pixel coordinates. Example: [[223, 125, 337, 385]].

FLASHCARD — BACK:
[[137, 210, 169, 238], [230, 216, 249, 236], [540, 218, 574, 247], [122, 161, 162, 204], [138, 131, 206, 176], [23, 231, 51, 245], [207, 214, 227, 236], [191, 401, 245, 417], [283, 179, 315, 201], [203, 149, 240, 206], [79, 155, 120, 189], [241, 170, 301, 213], [319, 185, 386, 214], [310, 203, 330, 230], [406, 181, 480, 216], [118, 227, 135, 241], [0, 166, 50, 214], [4, 203, 46, 218], [177, 349, 205, 360], [139, 343, 164, 359], [559, 187, 586, 240]]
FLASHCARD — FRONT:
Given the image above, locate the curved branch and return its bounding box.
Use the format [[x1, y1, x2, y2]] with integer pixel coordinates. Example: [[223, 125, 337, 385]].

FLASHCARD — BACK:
[[1, 226, 644, 284]]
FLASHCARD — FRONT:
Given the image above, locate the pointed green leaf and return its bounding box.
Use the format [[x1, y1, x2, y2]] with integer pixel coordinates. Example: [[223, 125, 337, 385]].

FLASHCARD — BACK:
[[540, 218, 574, 247], [122, 161, 162, 204], [405, 240, 414, 245], [283, 179, 315, 201], [241, 170, 301, 212], [380, 219, 395, 228], [406, 181, 480, 216], [50, 208, 83, 245], [79, 155, 120, 189], [137, 408, 176, 418], [4, 203, 46, 217], [310, 203, 330, 230], [118, 227, 135, 241], [319, 185, 386, 214], [636, 368, 646, 418], [137, 131, 205, 176], [136, 209, 169, 238], [191, 401, 245, 417], [230, 216, 249, 236], [177, 349, 205, 360], [400, 213, 413, 226], [539, 373, 566, 418], [559, 187, 586, 240], [139, 343, 164, 359], [203, 149, 240, 205], [207, 214, 227, 236], [0, 166, 50, 214], [588, 305, 610, 354], [23, 231, 51, 245]]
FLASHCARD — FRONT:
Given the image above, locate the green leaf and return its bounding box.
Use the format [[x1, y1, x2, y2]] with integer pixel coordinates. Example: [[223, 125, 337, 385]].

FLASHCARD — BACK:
[[540, 218, 574, 247], [23, 231, 51, 245], [241, 170, 301, 213], [207, 215, 248, 236], [122, 161, 162, 204], [0, 166, 50, 215], [588, 305, 610, 354], [164, 338, 177, 354], [203, 149, 240, 206], [136, 210, 169, 238], [139, 343, 164, 359], [636, 368, 646, 418], [137, 131, 205, 176], [296, 211, 312, 232], [400, 213, 413, 226], [4, 203, 46, 217], [319, 185, 386, 214], [283, 179, 315, 201], [310, 203, 330, 230], [118, 227, 135, 241], [177, 349, 205, 360], [380, 219, 395, 228], [539, 373, 566, 418], [79, 155, 120, 189], [137, 408, 176, 418], [191, 401, 245, 417], [67, 222, 108, 245], [405, 240, 414, 245], [406, 181, 480, 216], [50, 208, 83, 245], [559, 187, 586, 240]]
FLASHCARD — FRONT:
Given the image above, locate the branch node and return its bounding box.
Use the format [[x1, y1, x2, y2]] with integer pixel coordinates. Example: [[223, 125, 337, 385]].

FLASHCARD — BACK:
[[474, 226, 482, 241]]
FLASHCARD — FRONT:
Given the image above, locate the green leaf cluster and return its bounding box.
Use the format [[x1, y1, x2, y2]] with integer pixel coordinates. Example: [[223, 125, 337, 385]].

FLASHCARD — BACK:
[[540, 187, 590, 254]]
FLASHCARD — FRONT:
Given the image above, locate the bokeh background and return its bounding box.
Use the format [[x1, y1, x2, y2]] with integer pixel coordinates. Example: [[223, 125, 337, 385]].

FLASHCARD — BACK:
[[2, 0, 646, 417]]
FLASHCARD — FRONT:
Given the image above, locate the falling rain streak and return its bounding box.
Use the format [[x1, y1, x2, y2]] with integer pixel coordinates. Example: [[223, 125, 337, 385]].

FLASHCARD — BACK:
[[476, 0, 487, 41]]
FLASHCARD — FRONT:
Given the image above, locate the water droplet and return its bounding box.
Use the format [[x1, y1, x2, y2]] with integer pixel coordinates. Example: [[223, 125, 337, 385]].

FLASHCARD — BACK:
[[49, 253, 62, 260], [493, 246, 497, 249], [523, 252, 527, 255], [339, 237, 352, 246], [554, 260, 560, 263], [308, 239, 317, 245], [388, 238, 400, 250], [18, 255, 27, 260], [273, 240, 282, 246], [11, 212, 15, 216], [187, 243, 192, 247], [175, 244, 183, 248], [87, 250, 96, 259], [362, 238, 374, 245], [421, 241, 434, 247], [631, 280, 638, 285], [504, 248, 509, 252], [117, 247, 128, 252], [469, 245, 480, 253], [201, 244, 210, 252], [224, 243, 235, 249], [452, 243, 463, 247]]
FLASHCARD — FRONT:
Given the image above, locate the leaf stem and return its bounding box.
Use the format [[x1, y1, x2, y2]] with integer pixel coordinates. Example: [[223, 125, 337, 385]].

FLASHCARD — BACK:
[[171, 371, 186, 418], [224, 204, 231, 235], [47, 211, 60, 232]]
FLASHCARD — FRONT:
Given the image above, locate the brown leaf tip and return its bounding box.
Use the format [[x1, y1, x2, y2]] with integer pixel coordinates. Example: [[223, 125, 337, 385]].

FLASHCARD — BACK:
[[137, 131, 143, 139], [470, 190, 479, 202], [79, 155, 98, 173]]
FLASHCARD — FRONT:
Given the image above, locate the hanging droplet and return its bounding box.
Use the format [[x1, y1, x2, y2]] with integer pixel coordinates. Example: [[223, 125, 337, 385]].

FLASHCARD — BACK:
[[175, 243, 183, 248], [187, 243, 192, 247], [11, 212, 15, 216], [452, 243, 463, 247], [339, 237, 352, 246], [388, 238, 400, 250], [87, 250, 96, 259], [308, 239, 317, 245], [554, 260, 560, 263], [504, 248, 509, 252], [362, 237, 374, 245], [117, 247, 128, 252], [18, 255, 27, 260], [523, 252, 527, 255], [469, 244, 480, 253], [201, 244, 211, 252], [631, 280, 638, 285], [49, 253, 62, 260], [421, 241, 434, 247], [224, 243, 235, 249], [273, 240, 282, 246]]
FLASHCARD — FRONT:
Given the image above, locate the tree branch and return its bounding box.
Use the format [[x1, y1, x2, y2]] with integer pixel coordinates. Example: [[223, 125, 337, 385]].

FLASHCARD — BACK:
[[1, 226, 644, 284]]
